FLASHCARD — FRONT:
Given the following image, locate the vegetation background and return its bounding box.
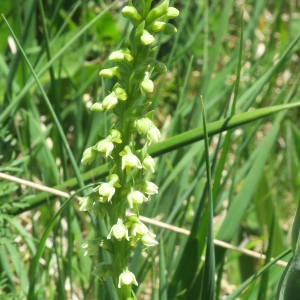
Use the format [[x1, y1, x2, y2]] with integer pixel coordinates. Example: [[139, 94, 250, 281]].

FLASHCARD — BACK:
[[1, 0, 300, 299]]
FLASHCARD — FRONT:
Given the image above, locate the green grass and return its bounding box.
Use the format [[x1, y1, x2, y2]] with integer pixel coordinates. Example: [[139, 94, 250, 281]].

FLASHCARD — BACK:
[[1, 0, 300, 299]]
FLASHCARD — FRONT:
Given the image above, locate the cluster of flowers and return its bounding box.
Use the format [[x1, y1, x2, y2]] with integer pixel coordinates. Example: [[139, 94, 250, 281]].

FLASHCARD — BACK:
[[80, 0, 179, 294]]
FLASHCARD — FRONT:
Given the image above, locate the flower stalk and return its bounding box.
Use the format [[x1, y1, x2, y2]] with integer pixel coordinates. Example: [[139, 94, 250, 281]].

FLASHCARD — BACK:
[[80, 1, 179, 298]]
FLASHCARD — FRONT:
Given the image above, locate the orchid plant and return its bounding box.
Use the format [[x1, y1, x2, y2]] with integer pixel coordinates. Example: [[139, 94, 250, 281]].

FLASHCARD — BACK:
[[79, 1, 179, 299]]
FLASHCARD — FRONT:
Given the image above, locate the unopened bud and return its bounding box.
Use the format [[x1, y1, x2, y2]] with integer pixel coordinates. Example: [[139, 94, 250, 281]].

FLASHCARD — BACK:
[[166, 7, 180, 19], [145, 0, 169, 25], [141, 72, 154, 93], [90, 102, 105, 113], [141, 30, 155, 45], [122, 6, 142, 27], [142, 155, 155, 173], [99, 67, 122, 79]]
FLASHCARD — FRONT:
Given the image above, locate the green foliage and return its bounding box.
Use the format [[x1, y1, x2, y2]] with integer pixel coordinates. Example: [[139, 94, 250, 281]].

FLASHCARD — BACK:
[[1, 0, 300, 299]]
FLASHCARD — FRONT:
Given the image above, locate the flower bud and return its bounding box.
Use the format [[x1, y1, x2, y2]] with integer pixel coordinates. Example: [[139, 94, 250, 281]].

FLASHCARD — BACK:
[[107, 218, 129, 241], [147, 125, 161, 143], [135, 118, 153, 134], [141, 72, 154, 93], [166, 7, 180, 19], [102, 92, 118, 111], [162, 23, 177, 35], [148, 21, 177, 35], [99, 67, 122, 79], [142, 181, 159, 195], [110, 129, 122, 143], [141, 30, 155, 45], [148, 21, 165, 32], [94, 138, 114, 157], [127, 189, 148, 208], [122, 6, 142, 27], [113, 85, 127, 101], [109, 50, 125, 62], [79, 195, 94, 211], [81, 147, 97, 165], [108, 173, 120, 185], [142, 155, 155, 173], [92, 263, 113, 281], [118, 268, 138, 288], [81, 240, 98, 256], [109, 49, 133, 62], [145, 0, 169, 26], [90, 102, 105, 112], [141, 234, 159, 247], [126, 214, 141, 225]]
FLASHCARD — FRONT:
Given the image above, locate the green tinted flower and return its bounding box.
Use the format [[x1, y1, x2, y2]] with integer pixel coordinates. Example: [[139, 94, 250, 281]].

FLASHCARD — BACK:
[[81, 147, 97, 165], [118, 268, 138, 288], [120, 146, 142, 174], [127, 189, 148, 208], [141, 72, 154, 93], [141, 233, 158, 247], [107, 218, 129, 241], [142, 154, 155, 173], [141, 30, 155, 45]]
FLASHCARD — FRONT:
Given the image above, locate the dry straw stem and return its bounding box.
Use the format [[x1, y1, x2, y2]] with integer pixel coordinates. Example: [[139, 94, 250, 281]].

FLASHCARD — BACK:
[[0, 172, 287, 267]]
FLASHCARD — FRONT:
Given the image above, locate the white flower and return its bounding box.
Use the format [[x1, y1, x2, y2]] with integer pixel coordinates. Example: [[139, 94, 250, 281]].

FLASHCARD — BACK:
[[93, 174, 120, 202], [127, 189, 148, 208], [142, 181, 159, 195], [107, 218, 129, 241], [142, 155, 155, 173], [120, 146, 142, 174], [147, 125, 161, 143], [94, 138, 114, 157], [131, 223, 149, 237], [93, 130, 122, 158], [81, 147, 97, 165], [135, 118, 153, 134], [97, 183, 115, 202], [141, 233, 158, 247], [118, 268, 138, 288], [102, 92, 118, 111], [134, 118, 161, 144]]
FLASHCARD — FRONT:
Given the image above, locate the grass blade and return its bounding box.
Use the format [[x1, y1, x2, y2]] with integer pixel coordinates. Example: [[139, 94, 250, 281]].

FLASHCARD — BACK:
[[27, 184, 94, 299]]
